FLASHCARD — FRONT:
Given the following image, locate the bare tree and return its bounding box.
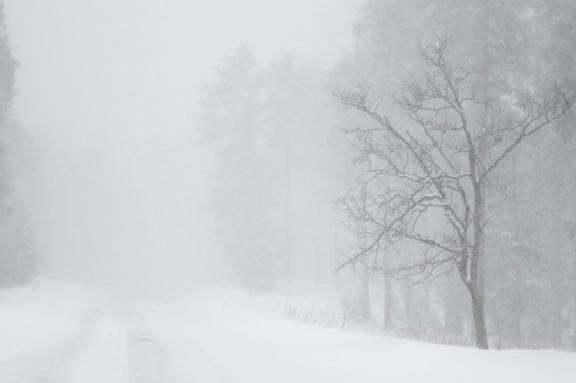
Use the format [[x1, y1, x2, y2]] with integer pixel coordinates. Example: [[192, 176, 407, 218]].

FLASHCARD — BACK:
[[337, 40, 576, 349]]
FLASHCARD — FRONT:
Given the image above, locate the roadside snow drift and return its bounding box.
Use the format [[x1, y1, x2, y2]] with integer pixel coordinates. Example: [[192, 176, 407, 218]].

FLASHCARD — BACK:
[[0, 282, 575, 383]]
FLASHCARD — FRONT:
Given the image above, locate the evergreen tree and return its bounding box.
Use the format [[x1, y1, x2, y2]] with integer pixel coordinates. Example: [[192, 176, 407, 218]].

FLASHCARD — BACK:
[[0, 1, 35, 286]]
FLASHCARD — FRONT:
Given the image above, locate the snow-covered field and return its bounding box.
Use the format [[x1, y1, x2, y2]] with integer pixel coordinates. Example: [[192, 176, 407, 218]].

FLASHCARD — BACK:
[[0, 281, 575, 383]]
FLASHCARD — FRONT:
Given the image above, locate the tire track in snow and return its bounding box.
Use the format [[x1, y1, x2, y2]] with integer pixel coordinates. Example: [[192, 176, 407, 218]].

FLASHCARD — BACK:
[[24, 309, 102, 383], [125, 305, 238, 383], [174, 345, 238, 383], [128, 331, 164, 383]]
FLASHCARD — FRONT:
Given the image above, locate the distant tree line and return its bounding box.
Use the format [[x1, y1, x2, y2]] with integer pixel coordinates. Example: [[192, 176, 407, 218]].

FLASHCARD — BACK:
[[201, 50, 343, 293]]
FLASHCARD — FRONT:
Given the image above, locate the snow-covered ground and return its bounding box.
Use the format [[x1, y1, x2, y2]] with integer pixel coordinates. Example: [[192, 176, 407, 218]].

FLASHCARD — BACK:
[[1, 281, 575, 383], [0, 280, 128, 383]]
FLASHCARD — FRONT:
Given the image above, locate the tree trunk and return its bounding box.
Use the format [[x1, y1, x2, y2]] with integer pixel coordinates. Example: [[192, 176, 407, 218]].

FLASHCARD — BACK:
[[457, 233, 490, 349], [383, 274, 393, 330], [404, 284, 413, 332], [468, 178, 489, 349], [573, 247, 576, 350], [422, 284, 430, 334], [358, 264, 372, 322], [467, 283, 489, 349]]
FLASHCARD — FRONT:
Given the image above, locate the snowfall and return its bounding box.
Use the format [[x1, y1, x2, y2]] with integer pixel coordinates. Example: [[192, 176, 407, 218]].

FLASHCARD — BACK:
[[0, 280, 575, 383]]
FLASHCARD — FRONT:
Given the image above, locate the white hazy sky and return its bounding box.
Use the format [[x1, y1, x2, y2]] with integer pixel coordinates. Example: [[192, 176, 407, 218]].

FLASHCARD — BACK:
[[3, 0, 356, 292]]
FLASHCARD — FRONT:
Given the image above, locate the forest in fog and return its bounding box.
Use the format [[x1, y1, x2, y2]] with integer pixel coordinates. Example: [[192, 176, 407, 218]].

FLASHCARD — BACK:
[[199, 0, 576, 350], [0, 3, 575, 380]]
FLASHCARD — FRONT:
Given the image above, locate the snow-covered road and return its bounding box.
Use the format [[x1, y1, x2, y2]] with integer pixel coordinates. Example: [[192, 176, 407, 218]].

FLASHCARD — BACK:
[[1, 282, 575, 383]]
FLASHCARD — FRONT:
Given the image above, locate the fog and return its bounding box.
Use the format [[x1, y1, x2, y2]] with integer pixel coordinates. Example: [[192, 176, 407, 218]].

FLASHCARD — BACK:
[[1, 3, 576, 378], [4, 0, 355, 294]]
